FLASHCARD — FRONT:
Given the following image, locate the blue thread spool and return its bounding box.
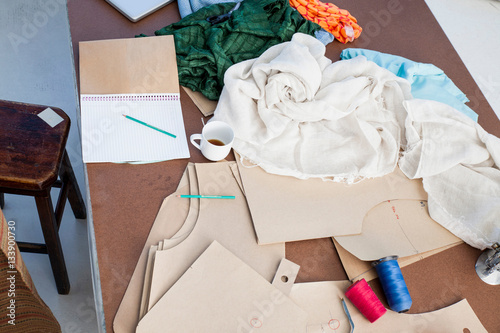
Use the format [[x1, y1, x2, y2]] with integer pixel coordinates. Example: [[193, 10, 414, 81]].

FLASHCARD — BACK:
[[372, 256, 412, 313]]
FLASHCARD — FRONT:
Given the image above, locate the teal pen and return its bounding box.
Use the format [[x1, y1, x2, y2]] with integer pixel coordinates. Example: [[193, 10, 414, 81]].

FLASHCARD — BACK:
[[122, 114, 176, 138], [176, 195, 235, 199]]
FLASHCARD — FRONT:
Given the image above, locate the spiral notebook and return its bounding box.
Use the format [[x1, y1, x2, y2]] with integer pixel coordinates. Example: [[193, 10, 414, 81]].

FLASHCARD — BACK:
[[81, 93, 190, 163], [79, 36, 189, 163]]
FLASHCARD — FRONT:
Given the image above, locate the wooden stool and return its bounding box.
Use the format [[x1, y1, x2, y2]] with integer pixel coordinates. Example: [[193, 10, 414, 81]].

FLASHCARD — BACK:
[[0, 100, 87, 295]]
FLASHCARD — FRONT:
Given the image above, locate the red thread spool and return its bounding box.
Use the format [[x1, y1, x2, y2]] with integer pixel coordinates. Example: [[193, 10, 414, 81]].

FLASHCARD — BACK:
[[345, 278, 386, 323]]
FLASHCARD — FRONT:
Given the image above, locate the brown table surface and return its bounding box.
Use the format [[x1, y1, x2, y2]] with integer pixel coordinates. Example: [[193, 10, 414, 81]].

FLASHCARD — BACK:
[[67, 0, 500, 332]]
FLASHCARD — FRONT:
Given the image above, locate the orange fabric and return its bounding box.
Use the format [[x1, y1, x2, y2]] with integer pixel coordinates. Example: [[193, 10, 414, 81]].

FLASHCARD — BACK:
[[289, 0, 361, 43]]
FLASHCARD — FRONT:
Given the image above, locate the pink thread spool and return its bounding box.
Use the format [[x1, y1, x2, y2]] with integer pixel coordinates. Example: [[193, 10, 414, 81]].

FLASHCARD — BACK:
[[345, 278, 386, 323]]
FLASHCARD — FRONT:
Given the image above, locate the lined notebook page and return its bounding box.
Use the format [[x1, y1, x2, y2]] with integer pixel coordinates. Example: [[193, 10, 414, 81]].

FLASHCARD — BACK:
[[81, 93, 190, 163]]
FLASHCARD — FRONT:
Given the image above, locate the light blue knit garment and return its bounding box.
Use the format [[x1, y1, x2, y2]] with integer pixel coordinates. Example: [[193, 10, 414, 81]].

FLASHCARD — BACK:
[[177, 0, 334, 45], [341, 48, 478, 122]]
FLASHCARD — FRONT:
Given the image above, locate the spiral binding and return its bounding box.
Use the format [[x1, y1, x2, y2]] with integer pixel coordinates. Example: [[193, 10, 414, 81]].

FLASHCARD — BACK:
[[81, 94, 179, 102]]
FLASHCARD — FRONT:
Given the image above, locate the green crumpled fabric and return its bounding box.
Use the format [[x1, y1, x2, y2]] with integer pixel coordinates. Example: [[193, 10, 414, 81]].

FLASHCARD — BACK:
[[148, 0, 321, 100]]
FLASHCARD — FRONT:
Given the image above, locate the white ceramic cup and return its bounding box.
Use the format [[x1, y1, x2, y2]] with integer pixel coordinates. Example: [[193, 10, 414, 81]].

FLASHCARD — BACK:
[[190, 121, 234, 161]]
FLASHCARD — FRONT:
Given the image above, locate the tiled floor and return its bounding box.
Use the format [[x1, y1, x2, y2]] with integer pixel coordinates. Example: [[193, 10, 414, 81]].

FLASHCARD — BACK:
[[0, 0, 498, 332]]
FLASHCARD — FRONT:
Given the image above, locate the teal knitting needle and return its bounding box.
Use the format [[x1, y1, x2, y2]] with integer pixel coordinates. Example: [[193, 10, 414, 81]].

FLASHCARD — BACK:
[[122, 114, 176, 138], [176, 195, 235, 199]]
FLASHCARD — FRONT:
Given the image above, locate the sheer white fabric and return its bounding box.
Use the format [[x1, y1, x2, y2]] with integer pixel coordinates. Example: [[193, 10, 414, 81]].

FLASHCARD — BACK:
[[213, 33, 500, 250], [399, 99, 500, 250], [213, 33, 412, 182]]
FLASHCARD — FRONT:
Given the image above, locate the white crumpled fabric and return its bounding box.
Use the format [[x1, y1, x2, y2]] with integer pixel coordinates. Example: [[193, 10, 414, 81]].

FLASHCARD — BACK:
[[212, 33, 412, 181], [399, 99, 500, 250], [212, 33, 500, 249]]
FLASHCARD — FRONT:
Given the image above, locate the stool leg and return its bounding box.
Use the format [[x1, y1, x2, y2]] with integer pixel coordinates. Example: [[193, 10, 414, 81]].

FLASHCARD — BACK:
[[0, 193, 4, 209], [60, 151, 86, 219], [35, 191, 70, 295]]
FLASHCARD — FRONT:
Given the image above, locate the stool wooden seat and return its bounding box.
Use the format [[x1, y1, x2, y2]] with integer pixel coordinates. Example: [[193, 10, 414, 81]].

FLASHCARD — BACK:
[[0, 99, 87, 295]]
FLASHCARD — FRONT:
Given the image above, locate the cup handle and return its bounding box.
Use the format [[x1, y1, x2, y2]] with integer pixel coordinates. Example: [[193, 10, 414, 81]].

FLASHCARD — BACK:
[[190, 133, 202, 150]]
